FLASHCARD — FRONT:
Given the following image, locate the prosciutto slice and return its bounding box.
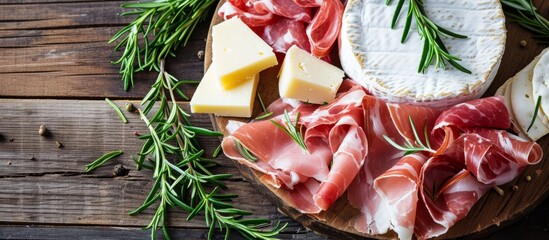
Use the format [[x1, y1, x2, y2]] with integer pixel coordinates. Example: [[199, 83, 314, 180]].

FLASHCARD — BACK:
[[218, 0, 343, 57], [413, 96, 543, 239], [221, 81, 543, 239], [222, 81, 369, 212], [374, 153, 428, 240]]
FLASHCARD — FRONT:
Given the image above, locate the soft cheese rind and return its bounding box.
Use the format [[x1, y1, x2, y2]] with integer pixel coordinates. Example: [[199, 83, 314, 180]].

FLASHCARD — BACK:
[[339, 0, 506, 109]]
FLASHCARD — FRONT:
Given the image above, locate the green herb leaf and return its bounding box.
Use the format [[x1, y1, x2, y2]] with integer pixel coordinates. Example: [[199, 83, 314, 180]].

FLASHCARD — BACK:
[[85, 150, 123, 172], [388, 0, 471, 73], [105, 98, 128, 124], [270, 110, 309, 153], [383, 116, 436, 155], [527, 95, 542, 132], [502, 0, 549, 43]]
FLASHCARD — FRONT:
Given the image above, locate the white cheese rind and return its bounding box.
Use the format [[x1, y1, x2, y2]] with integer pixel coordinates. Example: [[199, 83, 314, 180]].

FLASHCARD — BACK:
[[190, 64, 259, 118], [339, 0, 506, 109], [278, 45, 345, 104], [212, 17, 277, 89]]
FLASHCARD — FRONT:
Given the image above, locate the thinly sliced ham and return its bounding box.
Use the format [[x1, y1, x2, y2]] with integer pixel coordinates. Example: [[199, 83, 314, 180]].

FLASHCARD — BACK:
[[262, 18, 311, 54], [415, 155, 490, 240], [251, 0, 313, 22], [221, 80, 543, 238], [306, 0, 344, 57], [219, 0, 342, 58], [374, 153, 428, 240], [218, 0, 276, 27], [222, 81, 369, 213]]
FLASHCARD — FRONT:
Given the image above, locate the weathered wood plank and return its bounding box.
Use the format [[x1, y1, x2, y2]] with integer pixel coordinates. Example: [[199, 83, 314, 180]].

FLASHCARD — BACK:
[[0, 99, 231, 176], [0, 98, 316, 235], [0, 225, 325, 240], [0, 1, 209, 99]]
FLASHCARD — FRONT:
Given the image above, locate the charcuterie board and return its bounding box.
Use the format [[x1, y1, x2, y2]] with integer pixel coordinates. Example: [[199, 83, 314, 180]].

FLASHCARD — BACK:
[[207, 0, 549, 238]]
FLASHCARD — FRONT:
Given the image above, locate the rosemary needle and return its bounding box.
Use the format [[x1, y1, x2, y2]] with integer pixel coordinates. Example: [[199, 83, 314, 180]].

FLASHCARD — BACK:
[[85, 150, 123, 172], [502, 0, 549, 44], [387, 0, 471, 74], [105, 98, 128, 124], [527, 95, 542, 132], [271, 110, 309, 153]]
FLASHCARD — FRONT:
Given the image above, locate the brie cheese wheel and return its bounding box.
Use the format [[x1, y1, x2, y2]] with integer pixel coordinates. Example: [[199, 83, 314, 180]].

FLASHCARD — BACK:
[[340, 0, 506, 109]]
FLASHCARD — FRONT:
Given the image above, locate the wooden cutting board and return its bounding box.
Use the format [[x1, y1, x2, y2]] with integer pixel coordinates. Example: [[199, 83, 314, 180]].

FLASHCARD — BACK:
[[206, 1, 549, 238]]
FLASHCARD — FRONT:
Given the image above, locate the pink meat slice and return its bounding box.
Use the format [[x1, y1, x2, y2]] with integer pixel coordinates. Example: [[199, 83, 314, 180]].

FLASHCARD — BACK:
[[314, 116, 367, 210], [374, 153, 428, 240], [251, 0, 313, 22], [218, 0, 276, 27], [306, 0, 344, 57], [348, 95, 441, 236], [262, 18, 311, 54], [415, 155, 490, 240]]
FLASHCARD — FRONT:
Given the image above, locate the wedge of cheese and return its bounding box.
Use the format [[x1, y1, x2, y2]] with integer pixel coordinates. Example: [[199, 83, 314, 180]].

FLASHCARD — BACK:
[[340, 0, 506, 109], [532, 49, 549, 123], [498, 48, 549, 141], [190, 64, 259, 118], [278, 45, 345, 104], [212, 17, 277, 89]]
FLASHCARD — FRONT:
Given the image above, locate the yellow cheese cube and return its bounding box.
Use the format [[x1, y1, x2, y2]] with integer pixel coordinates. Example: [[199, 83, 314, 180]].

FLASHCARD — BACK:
[[212, 17, 277, 89], [190, 64, 259, 118], [278, 45, 344, 104]]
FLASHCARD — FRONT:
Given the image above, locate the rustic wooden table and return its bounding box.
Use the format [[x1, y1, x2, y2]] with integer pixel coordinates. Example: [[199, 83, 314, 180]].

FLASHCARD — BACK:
[[0, 1, 548, 239]]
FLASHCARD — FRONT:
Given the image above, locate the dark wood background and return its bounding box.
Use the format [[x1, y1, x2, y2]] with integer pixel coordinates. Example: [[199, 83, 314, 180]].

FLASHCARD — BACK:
[[0, 0, 548, 239]]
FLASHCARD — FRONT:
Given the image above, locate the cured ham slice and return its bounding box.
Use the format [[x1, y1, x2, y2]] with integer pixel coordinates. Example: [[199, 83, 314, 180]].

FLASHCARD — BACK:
[[218, 0, 276, 27], [374, 153, 428, 240], [221, 80, 543, 238], [349, 96, 440, 238], [415, 154, 490, 240], [306, 0, 344, 57], [222, 81, 369, 213], [262, 18, 311, 54], [251, 0, 313, 22], [219, 0, 343, 58]]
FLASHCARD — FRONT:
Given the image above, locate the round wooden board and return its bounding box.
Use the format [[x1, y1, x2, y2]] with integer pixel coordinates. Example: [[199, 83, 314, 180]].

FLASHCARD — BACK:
[[206, 1, 549, 239]]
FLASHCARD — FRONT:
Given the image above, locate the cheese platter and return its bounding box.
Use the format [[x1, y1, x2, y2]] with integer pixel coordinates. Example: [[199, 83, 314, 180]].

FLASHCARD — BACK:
[[201, 0, 549, 239]]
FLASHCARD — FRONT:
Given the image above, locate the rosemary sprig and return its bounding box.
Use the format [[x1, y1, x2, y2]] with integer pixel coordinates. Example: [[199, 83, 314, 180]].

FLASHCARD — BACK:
[[502, 0, 549, 44], [94, 60, 285, 240], [388, 0, 471, 74], [527, 95, 542, 132], [270, 110, 309, 153], [255, 93, 274, 120], [105, 98, 128, 124], [85, 150, 123, 172], [383, 116, 435, 155], [109, 0, 217, 90], [235, 140, 258, 162]]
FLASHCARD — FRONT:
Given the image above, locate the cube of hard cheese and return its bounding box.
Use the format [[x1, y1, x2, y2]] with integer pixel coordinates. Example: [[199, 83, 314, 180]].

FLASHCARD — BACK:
[[278, 45, 344, 104], [190, 64, 259, 117], [212, 17, 277, 89]]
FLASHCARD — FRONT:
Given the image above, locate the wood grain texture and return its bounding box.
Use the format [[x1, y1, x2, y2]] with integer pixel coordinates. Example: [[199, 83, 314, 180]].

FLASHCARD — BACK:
[[0, 99, 323, 240], [210, 0, 549, 239], [0, 0, 207, 99]]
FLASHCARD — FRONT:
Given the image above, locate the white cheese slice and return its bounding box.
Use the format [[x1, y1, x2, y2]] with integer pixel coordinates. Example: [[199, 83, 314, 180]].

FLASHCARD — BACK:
[[503, 77, 527, 139], [531, 48, 549, 122], [190, 64, 259, 118], [510, 54, 549, 141], [278, 45, 345, 104], [340, 0, 506, 109], [212, 17, 277, 89]]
